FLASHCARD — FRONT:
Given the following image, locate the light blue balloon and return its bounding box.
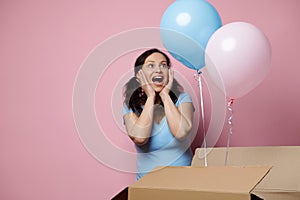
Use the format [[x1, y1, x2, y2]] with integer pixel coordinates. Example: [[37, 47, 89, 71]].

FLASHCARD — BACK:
[[160, 0, 222, 70]]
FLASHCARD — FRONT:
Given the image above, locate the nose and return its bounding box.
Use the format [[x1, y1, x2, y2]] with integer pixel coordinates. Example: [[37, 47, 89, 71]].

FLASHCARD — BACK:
[[154, 64, 162, 72]]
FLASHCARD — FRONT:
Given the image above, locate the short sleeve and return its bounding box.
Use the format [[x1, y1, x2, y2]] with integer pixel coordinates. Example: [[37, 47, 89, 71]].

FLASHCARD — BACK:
[[122, 104, 133, 116], [176, 92, 193, 106]]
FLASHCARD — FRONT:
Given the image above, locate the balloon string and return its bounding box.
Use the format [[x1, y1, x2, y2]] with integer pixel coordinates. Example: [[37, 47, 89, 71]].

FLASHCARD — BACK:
[[195, 70, 207, 167], [225, 99, 234, 166]]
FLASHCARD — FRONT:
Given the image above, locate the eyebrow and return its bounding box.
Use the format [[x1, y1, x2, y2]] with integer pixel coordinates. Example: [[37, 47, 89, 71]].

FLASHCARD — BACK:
[[145, 60, 167, 63]]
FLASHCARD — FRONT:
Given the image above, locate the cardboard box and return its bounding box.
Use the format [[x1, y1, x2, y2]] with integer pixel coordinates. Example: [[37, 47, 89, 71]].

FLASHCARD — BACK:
[[192, 146, 300, 200], [113, 165, 271, 200], [112, 146, 300, 200]]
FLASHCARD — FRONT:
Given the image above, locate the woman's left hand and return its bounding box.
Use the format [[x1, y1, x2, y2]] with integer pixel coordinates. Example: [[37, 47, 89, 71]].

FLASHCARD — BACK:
[[160, 69, 174, 97]]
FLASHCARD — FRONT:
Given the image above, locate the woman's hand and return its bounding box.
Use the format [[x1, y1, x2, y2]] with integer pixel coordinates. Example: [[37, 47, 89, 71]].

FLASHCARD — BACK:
[[126, 70, 156, 145], [136, 70, 156, 99], [160, 69, 174, 98]]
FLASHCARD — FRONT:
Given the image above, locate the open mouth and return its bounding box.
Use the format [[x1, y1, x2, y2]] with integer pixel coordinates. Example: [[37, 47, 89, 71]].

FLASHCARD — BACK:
[[151, 76, 164, 84]]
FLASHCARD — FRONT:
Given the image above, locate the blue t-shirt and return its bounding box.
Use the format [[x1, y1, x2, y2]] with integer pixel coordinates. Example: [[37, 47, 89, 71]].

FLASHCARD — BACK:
[[122, 92, 194, 180]]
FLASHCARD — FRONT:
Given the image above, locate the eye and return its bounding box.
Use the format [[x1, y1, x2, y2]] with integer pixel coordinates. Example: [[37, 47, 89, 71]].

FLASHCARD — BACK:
[[160, 63, 168, 69], [147, 63, 154, 68]]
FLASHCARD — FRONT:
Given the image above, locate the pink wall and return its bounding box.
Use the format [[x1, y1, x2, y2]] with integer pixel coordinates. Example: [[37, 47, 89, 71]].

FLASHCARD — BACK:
[[1, 0, 299, 199]]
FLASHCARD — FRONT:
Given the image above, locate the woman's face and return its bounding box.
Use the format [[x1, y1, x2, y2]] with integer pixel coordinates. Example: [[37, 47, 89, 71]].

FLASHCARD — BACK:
[[141, 52, 169, 92]]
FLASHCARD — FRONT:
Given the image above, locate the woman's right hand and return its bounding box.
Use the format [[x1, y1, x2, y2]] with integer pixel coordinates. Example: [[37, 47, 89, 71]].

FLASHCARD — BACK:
[[136, 70, 155, 99]]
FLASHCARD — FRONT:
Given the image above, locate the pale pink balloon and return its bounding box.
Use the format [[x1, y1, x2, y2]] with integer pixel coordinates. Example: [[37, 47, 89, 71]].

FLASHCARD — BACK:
[[205, 22, 272, 99]]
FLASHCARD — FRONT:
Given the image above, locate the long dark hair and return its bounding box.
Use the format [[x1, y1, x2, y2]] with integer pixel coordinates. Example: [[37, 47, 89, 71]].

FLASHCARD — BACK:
[[123, 48, 183, 116]]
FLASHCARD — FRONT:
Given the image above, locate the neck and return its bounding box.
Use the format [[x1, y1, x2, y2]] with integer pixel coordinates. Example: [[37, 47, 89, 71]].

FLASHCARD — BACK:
[[154, 93, 163, 105]]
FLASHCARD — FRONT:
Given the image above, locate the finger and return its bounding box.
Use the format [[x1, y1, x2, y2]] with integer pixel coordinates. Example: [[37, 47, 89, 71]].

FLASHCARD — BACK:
[[169, 69, 174, 81], [137, 70, 144, 81], [136, 72, 141, 83], [139, 70, 149, 86], [167, 70, 174, 87]]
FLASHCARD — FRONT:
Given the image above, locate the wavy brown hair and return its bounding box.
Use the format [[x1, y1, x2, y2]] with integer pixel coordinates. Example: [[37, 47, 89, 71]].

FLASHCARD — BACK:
[[123, 48, 183, 116]]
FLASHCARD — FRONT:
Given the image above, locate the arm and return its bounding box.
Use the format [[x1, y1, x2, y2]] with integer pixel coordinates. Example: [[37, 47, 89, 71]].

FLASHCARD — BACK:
[[159, 70, 194, 139], [123, 97, 154, 145], [123, 70, 156, 146]]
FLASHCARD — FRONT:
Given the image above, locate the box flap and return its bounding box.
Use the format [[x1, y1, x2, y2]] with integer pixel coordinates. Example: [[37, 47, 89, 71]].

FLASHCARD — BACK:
[[130, 166, 271, 194], [252, 190, 300, 200], [192, 146, 300, 191]]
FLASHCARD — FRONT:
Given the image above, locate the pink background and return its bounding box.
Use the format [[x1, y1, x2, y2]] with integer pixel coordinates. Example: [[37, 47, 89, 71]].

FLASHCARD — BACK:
[[1, 0, 300, 199]]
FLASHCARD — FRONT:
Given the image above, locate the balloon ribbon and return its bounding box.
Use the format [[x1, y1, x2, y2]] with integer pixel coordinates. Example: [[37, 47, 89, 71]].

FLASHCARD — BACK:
[[225, 99, 234, 165], [195, 70, 207, 167]]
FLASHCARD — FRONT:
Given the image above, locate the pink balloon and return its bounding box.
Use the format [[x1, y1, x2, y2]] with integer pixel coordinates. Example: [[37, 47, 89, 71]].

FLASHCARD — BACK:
[[205, 22, 272, 99]]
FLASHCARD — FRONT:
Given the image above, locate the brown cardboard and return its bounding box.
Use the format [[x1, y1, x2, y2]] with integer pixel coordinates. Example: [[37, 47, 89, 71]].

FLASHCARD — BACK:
[[192, 146, 300, 200], [112, 146, 299, 200], [127, 166, 271, 200]]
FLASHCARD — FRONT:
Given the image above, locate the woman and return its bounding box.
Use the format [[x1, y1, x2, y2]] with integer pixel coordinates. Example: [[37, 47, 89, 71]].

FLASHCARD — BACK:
[[123, 48, 194, 180]]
